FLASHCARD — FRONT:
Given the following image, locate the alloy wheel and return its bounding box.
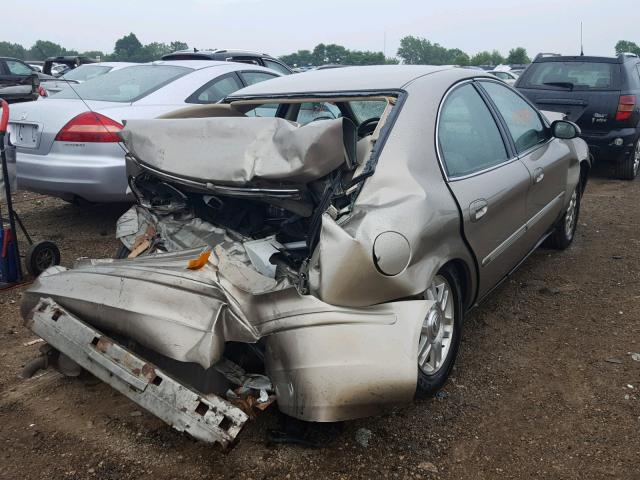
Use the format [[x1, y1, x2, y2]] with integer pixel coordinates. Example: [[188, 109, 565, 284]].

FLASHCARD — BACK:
[[564, 188, 578, 239], [419, 275, 455, 375]]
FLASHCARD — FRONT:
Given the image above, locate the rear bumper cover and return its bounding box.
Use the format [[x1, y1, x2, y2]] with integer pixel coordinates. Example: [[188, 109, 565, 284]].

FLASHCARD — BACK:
[[22, 250, 432, 423], [581, 127, 638, 162], [26, 298, 248, 447], [16, 149, 130, 202]]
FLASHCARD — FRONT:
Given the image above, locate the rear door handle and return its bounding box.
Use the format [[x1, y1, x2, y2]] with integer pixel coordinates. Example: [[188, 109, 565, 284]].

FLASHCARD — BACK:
[[469, 199, 488, 222], [533, 167, 545, 184]]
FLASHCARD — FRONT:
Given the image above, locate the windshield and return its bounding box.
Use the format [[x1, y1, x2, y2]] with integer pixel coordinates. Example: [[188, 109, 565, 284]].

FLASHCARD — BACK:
[[61, 65, 112, 82], [52, 65, 191, 102], [349, 100, 388, 122], [520, 62, 620, 90]]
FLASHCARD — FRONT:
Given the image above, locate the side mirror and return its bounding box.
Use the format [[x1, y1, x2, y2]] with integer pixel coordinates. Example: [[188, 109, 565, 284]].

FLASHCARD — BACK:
[[551, 120, 581, 139]]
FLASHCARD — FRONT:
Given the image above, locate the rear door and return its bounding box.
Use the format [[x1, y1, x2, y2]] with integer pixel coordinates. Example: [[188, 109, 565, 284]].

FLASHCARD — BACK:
[[479, 80, 568, 244], [438, 82, 532, 297], [516, 60, 621, 134]]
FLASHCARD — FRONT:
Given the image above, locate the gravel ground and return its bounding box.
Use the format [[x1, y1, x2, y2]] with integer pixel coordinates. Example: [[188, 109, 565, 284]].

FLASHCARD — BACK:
[[1, 169, 639, 480]]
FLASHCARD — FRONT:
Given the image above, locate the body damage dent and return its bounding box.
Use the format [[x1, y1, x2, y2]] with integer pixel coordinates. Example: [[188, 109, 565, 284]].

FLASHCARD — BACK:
[[22, 250, 432, 421]]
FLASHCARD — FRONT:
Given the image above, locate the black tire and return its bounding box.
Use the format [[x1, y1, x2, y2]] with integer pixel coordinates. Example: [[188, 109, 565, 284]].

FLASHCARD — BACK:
[[416, 265, 464, 395], [25, 240, 61, 277], [545, 184, 581, 250], [616, 139, 640, 180], [115, 243, 130, 259]]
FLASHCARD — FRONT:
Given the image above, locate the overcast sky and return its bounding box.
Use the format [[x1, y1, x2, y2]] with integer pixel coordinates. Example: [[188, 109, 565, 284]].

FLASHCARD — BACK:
[[4, 0, 636, 58]]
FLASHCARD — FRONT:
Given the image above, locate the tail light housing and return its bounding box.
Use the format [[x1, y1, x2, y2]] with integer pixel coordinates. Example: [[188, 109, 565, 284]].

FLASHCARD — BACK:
[[38, 86, 48, 97], [55, 112, 123, 143], [615, 95, 636, 122]]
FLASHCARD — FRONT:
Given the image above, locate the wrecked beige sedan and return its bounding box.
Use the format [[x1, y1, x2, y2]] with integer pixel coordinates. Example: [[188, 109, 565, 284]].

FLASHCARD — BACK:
[[21, 66, 591, 446]]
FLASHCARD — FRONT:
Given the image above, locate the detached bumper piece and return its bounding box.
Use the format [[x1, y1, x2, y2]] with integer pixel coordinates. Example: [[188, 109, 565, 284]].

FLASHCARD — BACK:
[[25, 298, 248, 448]]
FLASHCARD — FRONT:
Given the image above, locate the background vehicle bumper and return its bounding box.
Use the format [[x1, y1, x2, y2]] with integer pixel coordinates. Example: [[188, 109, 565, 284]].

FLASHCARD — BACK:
[[16, 149, 131, 203], [581, 128, 638, 163]]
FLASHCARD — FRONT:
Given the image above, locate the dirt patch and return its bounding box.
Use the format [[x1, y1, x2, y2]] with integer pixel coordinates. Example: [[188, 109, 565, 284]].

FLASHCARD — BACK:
[[1, 171, 639, 480]]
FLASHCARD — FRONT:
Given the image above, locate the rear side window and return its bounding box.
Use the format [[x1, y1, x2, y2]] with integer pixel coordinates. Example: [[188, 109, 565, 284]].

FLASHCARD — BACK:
[[239, 71, 278, 86], [520, 62, 620, 90], [51, 65, 191, 102], [480, 81, 547, 153], [263, 59, 291, 75], [186, 74, 243, 104], [6, 60, 33, 75], [438, 84, 508, 178]]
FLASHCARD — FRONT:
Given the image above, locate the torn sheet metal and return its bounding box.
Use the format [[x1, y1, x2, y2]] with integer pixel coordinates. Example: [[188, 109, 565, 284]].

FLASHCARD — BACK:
[[26, 298, 248, 447], [119, 116, 356, 185], [115, 206, 291, 294], [22, 251, 434, 421], [21, 250, 260, 369]]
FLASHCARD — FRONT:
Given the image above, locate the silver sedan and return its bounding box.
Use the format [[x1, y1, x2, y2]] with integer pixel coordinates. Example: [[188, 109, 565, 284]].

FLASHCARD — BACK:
[[22, 66, 590, 443], [9, 61, 280, 203]]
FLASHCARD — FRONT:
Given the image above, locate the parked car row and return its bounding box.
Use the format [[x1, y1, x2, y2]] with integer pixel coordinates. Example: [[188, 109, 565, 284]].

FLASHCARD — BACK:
[[9, 60, 281, 202], [6, 45, 640, 445]]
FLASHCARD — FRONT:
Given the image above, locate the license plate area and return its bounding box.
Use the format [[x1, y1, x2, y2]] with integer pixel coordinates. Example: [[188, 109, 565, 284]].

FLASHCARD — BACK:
[[9, 122, 41, 149]]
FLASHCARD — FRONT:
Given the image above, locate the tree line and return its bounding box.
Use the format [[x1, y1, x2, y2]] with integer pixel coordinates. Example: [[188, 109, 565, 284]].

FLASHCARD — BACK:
[[278, 38, 531, 67], [615, 40, 640, 56], [0, 33, 634, 67], [0, 34, 188, 62]]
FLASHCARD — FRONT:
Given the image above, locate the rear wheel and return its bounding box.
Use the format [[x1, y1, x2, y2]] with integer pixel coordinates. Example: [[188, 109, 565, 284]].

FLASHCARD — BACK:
[[416, 266, 463, 395], [616, 139, 640, 180], [545, 184, 580, 250], [115, 243, 130, 259]]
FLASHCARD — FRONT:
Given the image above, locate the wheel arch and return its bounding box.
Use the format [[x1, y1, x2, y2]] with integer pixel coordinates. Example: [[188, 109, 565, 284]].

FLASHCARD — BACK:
[[438, 258, 475, 312], [579, 157, 591, 193]]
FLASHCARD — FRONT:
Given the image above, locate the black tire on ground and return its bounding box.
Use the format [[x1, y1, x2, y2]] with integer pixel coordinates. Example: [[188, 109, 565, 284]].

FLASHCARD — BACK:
[[25, 240, 61, 277], [615, 139, 640, 180], [417, 265, 464, 395], [115, 243, 131, 259], [545, 184, 581, 250]]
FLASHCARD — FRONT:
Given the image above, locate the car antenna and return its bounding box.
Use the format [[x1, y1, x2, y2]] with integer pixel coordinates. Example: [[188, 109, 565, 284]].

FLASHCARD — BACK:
[[580, 22, 584, 56]]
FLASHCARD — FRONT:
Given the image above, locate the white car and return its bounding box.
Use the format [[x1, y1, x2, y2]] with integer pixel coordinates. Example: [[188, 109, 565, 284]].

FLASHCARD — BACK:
[[487, 69, 519, 85], [9, 61, 281, 203]]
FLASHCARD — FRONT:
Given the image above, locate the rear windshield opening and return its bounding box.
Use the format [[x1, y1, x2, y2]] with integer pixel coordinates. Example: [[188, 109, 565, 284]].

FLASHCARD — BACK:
[[521, 62, 620, 90], [61, 65, 112, 82], [51, 65, 192, 102], [238, 99, 390, 126]]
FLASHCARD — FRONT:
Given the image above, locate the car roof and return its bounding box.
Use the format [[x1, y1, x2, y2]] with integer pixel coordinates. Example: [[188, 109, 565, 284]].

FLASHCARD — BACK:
[[162, 49, 276, 59], [533, 53, 640, 64], [131, 60, 255, 71], [87, 62, 136, 67], [125, 60, 278, 78], [227, 65, 465, 97]]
